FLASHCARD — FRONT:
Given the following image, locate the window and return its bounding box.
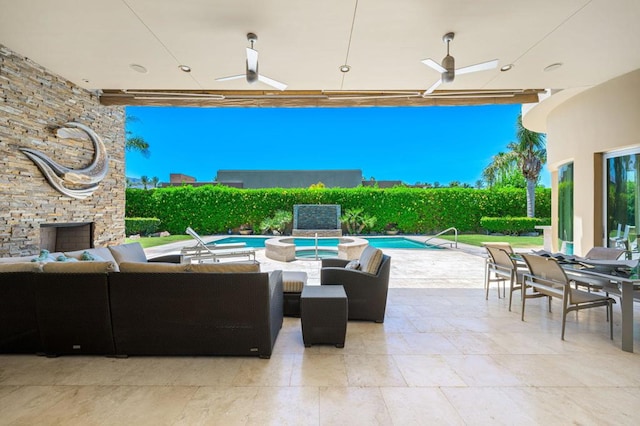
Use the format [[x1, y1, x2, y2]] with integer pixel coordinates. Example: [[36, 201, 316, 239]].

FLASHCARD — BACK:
[[604, 149, 640, 256], [558, 162, 573, 252]]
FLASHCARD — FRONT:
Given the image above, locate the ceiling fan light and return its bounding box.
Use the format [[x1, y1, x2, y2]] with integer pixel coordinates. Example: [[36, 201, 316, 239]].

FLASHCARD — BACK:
[[442, 71, 455, 83], [246, 70, 258, 83]]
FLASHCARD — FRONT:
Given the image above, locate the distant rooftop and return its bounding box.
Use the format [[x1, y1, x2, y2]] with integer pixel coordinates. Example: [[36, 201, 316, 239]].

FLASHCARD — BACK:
[[155, 170, 406, 189]]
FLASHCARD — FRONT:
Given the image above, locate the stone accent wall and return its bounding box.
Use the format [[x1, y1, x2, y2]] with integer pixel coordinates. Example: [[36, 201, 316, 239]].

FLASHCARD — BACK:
[[0, 44, 125, 257]]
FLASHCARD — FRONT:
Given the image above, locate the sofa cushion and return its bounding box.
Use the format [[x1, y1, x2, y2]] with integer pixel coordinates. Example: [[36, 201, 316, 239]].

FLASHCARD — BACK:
[[358, 246, 384, 275], [119, 261, 189, 273], [108, 243, 147, 264], [188, 261, 260, 273], [0, 255, 40, 264], [282, 271, 307, 292], [0, 262, 43, 272], [65, 247, 116, 263], [42, 261, 117, 273]]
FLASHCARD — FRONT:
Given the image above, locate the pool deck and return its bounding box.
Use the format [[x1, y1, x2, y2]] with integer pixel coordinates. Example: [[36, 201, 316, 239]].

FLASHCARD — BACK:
[[145, 235, 511, 287], [4, 237, 640, 424]]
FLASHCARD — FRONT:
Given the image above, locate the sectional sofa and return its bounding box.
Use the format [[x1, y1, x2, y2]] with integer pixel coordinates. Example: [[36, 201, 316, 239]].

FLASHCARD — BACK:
[[0, 243, 283, 358]]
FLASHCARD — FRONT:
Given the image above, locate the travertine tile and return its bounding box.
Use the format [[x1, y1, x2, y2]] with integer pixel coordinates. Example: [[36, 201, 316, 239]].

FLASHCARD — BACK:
[[1, 245, 639, 425], [319, 386, 392, 425], [381, 387, 465, 425], [344, 354, 407, 387], [290, 354, 348, 386]]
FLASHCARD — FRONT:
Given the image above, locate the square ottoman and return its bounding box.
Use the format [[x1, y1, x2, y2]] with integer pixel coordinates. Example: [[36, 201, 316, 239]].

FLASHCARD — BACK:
[[301, 285, 348, 348]]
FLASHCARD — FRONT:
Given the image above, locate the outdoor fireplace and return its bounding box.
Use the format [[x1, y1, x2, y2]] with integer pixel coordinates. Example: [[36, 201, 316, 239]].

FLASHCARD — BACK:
[[40, 223, 94, 252]]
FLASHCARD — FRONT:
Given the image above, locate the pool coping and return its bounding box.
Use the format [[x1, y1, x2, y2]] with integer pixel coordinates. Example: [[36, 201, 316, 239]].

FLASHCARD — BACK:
[[265, 236, 368, 262]]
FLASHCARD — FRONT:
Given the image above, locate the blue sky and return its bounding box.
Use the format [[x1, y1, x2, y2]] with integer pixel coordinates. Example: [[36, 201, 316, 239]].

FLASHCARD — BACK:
[[125, 104, 550, 187]]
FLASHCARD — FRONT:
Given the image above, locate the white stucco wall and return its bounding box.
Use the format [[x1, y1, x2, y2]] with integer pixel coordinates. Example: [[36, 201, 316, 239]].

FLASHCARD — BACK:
[[538, 69, 640, 254]]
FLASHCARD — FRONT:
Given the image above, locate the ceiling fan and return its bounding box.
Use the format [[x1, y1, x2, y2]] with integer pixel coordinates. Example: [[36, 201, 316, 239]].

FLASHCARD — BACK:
[[421, 32, 498, 96], [215, 33, 287, 91]]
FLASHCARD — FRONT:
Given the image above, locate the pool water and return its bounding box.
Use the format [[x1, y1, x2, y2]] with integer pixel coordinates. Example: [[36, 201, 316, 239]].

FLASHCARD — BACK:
[[295, 249, 339, 259], [210, 236, 441, 250], [365, 237, 439, 249]]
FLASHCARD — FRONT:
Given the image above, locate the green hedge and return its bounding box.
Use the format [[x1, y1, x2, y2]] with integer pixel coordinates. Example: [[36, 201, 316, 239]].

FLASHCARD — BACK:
[[125, 217, 161, 236], [125, 186, 551, 235], [480, 217, 551, 235]]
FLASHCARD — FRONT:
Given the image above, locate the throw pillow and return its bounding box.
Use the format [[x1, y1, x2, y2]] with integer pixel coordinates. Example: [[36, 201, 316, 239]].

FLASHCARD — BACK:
[[80, 250, 105, 261], [65, 248, 117, 263], [108, 242, 148, 264], [56, 254, 79, 262], [358, 245, 384, 274], [31, 249, 55, 263], [345, 260, 360, 270]]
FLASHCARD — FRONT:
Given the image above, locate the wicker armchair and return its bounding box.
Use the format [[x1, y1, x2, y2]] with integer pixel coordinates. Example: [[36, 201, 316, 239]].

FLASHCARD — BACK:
[[320, 253, 391, 323]]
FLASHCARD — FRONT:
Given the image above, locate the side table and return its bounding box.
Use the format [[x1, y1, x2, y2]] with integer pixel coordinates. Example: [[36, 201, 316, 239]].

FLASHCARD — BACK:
[[300, 285, 348, 348]]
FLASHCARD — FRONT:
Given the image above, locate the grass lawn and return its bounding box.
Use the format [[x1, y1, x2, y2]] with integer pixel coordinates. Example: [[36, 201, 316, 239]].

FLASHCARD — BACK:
[[440, 234, 543, 249], [125, 235, 192, 248]]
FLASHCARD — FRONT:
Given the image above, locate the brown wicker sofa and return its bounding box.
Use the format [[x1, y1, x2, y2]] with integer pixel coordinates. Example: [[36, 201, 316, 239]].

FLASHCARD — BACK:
[[0, 243, 283, 359]]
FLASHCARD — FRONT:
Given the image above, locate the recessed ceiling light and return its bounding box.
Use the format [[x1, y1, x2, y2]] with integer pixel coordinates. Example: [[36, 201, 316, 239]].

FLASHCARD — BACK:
[[178, 65, 191, 73], [81, 78, 90, 83], [544, 62, 563, 72], [500, 64, 514, 72], [129, 64, 148, 74], [339, 65, 351, 73]]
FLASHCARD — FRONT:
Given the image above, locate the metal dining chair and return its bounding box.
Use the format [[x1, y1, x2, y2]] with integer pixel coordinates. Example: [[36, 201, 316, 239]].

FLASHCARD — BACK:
[[520, 253, 616, 341], [484, 246, 528, 311], [482, 242, 516, 297]]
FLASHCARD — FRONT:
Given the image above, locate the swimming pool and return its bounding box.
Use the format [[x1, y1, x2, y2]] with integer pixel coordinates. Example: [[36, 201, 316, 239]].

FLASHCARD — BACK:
[[210, 236, 442, 250]]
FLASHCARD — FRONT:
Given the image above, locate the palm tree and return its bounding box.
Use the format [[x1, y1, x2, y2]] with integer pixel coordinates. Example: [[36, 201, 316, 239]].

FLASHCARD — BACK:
[[125, 116, 150, 158], [151, 176, 160, 188], [140, 175, 149, 190], [483, 114, 546, 217]]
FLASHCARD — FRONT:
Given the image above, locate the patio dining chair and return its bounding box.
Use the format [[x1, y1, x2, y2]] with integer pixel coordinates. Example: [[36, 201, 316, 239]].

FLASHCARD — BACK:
[[572, 246, 625, 293], [484, 246, 528, 311], [520, 253, 615, 341], [482, 242, 514, 294]]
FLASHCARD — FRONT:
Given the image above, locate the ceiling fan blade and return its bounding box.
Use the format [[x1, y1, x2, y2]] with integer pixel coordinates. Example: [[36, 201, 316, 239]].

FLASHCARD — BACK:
[[422, 79, 442, 97], [246, 47, 258, 72], [456, 59, 498, 75], [421, 58, 446, 74], [215, 74, 244, 82], [258, 75, 287, 91]]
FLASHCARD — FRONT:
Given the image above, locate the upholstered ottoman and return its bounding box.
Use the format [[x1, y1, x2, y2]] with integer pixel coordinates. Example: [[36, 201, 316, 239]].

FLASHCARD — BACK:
[[282, 271, 307, 317], [301, 285, 348, 348]]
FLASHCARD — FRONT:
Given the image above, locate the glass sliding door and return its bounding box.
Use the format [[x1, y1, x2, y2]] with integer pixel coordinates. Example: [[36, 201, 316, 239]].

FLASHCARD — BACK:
[[605, 149, 640, 257], [558, 162, 574, 253]]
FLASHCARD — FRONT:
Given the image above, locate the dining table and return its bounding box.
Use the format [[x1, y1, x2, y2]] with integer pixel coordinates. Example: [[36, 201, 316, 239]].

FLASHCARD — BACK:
[[561, 263, 639, 353]]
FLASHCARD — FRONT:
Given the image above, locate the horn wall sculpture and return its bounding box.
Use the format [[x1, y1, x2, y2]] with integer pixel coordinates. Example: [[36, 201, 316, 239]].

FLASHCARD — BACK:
[[20, 122, 109, 199]]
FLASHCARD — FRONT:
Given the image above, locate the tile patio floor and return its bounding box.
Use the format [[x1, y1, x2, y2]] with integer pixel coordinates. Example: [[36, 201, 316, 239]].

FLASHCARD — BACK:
[[1, 240, 639, 425]]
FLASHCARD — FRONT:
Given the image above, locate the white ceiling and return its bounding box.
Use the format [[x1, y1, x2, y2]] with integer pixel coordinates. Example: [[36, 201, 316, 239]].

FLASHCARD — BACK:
[[1, 0, 639, 95]]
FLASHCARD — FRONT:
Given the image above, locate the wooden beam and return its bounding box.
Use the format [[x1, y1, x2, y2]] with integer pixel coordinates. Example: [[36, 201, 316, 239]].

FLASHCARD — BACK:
[[100, 89, 543, 108]]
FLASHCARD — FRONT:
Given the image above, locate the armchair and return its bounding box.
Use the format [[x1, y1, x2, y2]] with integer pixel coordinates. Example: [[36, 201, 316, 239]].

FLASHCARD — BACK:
[[320, 251, 391, 323]]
